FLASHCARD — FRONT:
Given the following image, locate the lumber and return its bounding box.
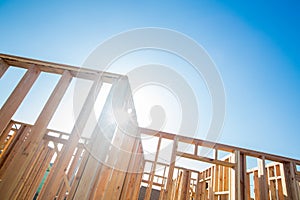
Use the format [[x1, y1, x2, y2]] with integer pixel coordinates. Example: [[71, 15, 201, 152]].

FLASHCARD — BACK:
[[0, 58, 9, 78], [0, 66, 40, 135], [0, 54, 300, 200], [39, 76, 102, 199]]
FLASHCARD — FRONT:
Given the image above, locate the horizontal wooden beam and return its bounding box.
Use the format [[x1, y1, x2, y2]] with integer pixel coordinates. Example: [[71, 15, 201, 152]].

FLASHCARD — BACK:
[[0, 53, 122, 82], [177, 152, 235, 168], [140, 128, 300, 165]]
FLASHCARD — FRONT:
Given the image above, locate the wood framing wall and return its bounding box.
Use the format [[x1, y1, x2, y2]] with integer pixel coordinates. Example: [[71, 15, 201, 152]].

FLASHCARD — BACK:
[[0, 54, 144, 200], [0, 54, 299, 200], [139, 128, 300, 200]]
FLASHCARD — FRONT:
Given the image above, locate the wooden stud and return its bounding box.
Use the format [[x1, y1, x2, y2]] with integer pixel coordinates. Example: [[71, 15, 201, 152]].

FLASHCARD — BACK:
[[120, 139, 143, 200], [15, 141, 48, 199], [0, 121, 14, 158], [0, 58, 9, 78], [208, 167, 214, 200], [56, 147, 84, 199], [164, 138, 178, 200], [66, 149, 90, 200], [257, 156, 268, 200], [283, 162, 300, 199], [239, 153, 247, 200], [180, 170, 191, 200], [103, 126, 140, 199], [89, 128, 122, 199], [0, 65, 40, 135], [40, 77, 102, 199], [0, 70, 72, 199], [246, 173, 251, 200], [141, 128, 300, 164], [18, 144, 54, 200], [145, 136, 162, 200], [26, 147, 54, 200], [0, 125, 30, 173]]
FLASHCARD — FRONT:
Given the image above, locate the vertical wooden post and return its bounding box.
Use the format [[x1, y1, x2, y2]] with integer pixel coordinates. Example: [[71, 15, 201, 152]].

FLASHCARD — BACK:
[[0, 58, 9, 78], [159, 165, 167, 200], [246, 173, 251, 199], [164, 137, 178, 200], [89, 127, 121, 199], [0, 124, 29, 172], [66, 149, 90, 200], [213, 164, 219, 195], [26, 147, 55, 200], [40, 77, 102, 199], [283, 161, 300, 199], [145, 136, 162, 200], [0, 121, 14, 157], [195, 172, 200, 200], [120, 139, 143, 200], [0, 66, 40, 135], [208, 167, 214, 200], [180, 170, 191, 200], [131, 153, 145, 200], [0, 70, 72, 199], [257, 156, 268, 200], [239, 153, 247, 200], [230, 150, 241, 200], [56, 147, 84, 199]]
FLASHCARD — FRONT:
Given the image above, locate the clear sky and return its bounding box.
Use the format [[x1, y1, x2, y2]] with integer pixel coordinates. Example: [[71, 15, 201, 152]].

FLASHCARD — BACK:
[[0, 0, 299, 160]]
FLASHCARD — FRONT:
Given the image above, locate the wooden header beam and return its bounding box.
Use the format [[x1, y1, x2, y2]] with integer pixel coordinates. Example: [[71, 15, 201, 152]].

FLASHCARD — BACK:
[[140, 127, 300, 165], [0, 53, 122, 82]]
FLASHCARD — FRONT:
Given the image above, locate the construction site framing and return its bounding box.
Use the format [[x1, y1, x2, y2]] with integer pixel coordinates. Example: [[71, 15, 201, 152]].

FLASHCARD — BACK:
[[0, 54, 299, 200]]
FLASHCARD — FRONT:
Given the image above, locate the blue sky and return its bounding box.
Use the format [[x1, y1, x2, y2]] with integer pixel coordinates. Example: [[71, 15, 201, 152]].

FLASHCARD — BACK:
[[0, 0, 299, 160]]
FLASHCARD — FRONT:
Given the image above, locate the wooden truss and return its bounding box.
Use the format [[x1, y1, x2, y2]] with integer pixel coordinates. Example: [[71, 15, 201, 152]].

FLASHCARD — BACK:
[[0, 54, 299, 199]]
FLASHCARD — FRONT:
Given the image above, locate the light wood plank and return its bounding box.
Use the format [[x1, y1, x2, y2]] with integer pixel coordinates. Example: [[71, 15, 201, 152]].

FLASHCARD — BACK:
[[0, 53, 121, 82], [0, 66, 40, 135], [164, 138, 178, 200], [0, 58, 9, 78], [40, 77, 102, 199], [145, 136, 162, 200], [257, 156, 268, 200], [0, 70, 72, 199], [177, 152, 235, 168]]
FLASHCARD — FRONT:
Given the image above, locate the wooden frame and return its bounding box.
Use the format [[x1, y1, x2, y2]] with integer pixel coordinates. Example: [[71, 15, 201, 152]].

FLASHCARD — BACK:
[[0, 54, 299, 200]]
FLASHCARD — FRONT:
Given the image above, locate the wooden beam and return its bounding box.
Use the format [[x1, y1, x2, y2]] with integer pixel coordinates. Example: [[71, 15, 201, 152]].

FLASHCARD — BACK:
[[16, 143, 53, 199], [180, 170, 191, 200], [88, 127, 121, 199], [0, 58, 9, 78], [120, 139, 143, 200], [0, 65, 40, 135], [0, 53, 121, 82], [0, 121, 14, 157], [283, 162, 300, 199], [103, 126, 140, 199], [140, 128, 300, 165], [239, 153, 248, 200], [177, 152, 235, 168], [145, 136, 162, 200], [0, 70, 72, 199], [164, 138, 178, 200], [257, 156, 268, 200], [40, 77, 103, 199], [0, 125, 30, 172], [26, 147, 54, 200], [66, 149, 90, 200], [231, 150, 243, 200]]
